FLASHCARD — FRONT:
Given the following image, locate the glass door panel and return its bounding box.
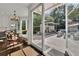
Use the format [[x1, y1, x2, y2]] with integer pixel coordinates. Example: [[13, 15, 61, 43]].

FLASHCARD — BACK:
[[32, 5, 43, 50], [44, 4, 66, 56], [67, 3, 79, 56]]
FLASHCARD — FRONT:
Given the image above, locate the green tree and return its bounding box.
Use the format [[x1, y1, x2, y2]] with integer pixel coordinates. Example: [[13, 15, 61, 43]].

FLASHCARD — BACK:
[[68, 8, 79, 20], [45, 16, 54, 22], [33, 12, 42, 33], [50, 5, 65, 31], [68, 4, 74, 13]]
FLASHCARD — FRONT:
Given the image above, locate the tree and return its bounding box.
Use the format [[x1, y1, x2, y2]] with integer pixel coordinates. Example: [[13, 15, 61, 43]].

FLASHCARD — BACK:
[[50, 5, 65, 31], [68, 7, 79, 20], [33, 12, 41, 33], [45, 16, 54, 22], [68, 4, 74, 13]]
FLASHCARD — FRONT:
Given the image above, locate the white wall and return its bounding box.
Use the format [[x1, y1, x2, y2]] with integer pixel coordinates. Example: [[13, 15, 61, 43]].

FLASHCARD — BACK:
[[0, 15, 11, 31], [0, 5, 28, 32], [29, 3, 40, 11], [0, 15, 20, 31]]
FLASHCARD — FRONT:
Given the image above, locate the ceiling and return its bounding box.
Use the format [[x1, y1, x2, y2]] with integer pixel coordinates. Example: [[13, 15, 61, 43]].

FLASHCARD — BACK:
[[0, 3, 30, 7], [0, 3, 32, 17], [0, 3, 63, 17], [33, 3, 63, 14]]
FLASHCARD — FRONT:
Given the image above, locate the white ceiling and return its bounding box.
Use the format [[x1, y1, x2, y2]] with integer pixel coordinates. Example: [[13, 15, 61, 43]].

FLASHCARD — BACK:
[[0, 3, 30, 7], [0, 3, 31, 17]]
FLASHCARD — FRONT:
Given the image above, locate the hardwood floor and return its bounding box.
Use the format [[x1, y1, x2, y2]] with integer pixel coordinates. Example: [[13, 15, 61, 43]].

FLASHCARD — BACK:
[[0, 41, 42, 56], [0, 37, 42, 56], [10, 50, 25, 56], [10, 46, 40, 56], [22, 46, 39, 56]]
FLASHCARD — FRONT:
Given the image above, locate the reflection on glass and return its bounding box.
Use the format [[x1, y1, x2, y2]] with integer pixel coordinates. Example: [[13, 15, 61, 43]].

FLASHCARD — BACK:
[[44, 5, 66, 56], [68, 4, 79, 56], [33, 5, 42, 49]]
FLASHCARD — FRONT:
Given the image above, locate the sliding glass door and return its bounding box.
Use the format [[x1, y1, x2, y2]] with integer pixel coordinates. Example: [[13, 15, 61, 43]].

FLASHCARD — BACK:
[[31, 3, 79, 56], [32, 4, 43, 50], [67, 4, 79, 56], [44, 4, 66, 56], [32, 4, 66, 55]]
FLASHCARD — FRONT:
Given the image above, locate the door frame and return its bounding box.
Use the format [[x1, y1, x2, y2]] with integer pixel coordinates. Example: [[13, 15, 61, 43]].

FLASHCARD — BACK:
[[31, 3, 44, 52]]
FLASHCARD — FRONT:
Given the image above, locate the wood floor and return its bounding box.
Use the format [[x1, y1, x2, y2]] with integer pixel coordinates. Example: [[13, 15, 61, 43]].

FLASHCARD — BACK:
[[0, 42, 42, 56], [9, 46, 40, 56], [0, 37, 42, 56]]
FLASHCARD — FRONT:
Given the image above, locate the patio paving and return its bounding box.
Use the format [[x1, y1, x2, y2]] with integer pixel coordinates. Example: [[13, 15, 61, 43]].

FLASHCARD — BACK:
[[33, 34, 79, 55], [47, 48, 64, 56]]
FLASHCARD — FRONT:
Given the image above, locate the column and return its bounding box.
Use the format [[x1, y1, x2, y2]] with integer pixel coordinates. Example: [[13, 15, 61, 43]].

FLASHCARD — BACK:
[[27, 7, 33, 44], [65, 4, 69, 56], [20, 19, 22, 35]]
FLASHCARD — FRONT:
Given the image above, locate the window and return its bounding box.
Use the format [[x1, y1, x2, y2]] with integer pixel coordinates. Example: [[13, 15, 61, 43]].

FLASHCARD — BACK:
[[22, 20, 27, 34]]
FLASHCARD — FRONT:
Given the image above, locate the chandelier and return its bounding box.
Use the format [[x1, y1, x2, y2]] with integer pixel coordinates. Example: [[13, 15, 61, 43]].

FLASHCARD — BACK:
[[10, 10, 20, 21]]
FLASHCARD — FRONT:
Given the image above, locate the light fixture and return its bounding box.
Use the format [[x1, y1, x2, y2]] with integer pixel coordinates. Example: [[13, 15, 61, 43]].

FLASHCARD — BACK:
[[10, 10, 20, 21]]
